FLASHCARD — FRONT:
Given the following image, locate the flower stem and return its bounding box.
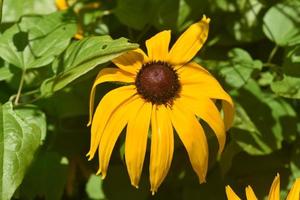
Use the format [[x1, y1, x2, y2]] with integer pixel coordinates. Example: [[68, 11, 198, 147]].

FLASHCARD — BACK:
[[267, 45, 279, 63], [14, 69, 26, 105]]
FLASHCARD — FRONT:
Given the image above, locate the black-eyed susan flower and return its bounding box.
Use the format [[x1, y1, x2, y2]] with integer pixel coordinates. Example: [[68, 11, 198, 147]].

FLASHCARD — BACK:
[[226, 174, 300, 200], [87, 15, 234, 194]]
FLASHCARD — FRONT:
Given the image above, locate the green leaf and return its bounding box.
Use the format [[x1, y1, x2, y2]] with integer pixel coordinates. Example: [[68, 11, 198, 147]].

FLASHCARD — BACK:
[[0, 60, 13, 81], [263, 1, 300, 46], [220, 48, 262, 88], [271, 75, 300, 99], [86, 175, 106, 200], [20, 152, 69, 200], [40, 36, 138, 96], [0, 12, 77, 69], [0, 102, 46, 200], [2, 0, 56, 23]]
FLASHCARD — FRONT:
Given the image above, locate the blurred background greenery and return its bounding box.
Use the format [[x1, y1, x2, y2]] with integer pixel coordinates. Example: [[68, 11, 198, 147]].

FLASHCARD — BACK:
[[0, 0, 300, 199]]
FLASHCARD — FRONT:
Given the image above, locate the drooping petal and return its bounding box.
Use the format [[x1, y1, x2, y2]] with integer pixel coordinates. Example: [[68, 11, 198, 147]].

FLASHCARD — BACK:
[[150, 105, 174, 194], [87, 86, 136, 159], [125, 101, 152, 188], [98, 96, 143, 178], [179, 96, 226, 154], [167, 15, 210, 66], [268, 174, 280, 200], [225, 186, 241, 200], [88, 68, 135, 126], [287, 178, 300, 200], [146, 30, 171, 61], [169, 100, 208, 183], [180, 63, 234, 130], [112, 48, 149, 74], [245, 186, 258, 200]]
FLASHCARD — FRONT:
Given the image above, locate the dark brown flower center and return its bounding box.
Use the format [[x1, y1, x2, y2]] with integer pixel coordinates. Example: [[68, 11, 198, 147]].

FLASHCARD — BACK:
[[135, 61, 180, 105]]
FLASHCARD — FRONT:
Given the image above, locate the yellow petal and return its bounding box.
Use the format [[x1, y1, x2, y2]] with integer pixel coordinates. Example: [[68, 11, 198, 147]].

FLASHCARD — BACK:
[[225, 186, 241, 200], [169, 100, 208, 183], [268, 174, 280, 200], [287, 178, 300, 200], [112, 48, 148, 74], [180, 62, 234, 130], [245, 186, 258, 200], [150, 105, 174, 194], [87, 86, 136, 159], [179, 96, 225, 154], [167, 15, 210, 66], [146, 30, 171, 61], [88, 68, 135, 126], [56, 0, 68, 10], [125, 101, 152, 188], [98, 95, 142, 178]]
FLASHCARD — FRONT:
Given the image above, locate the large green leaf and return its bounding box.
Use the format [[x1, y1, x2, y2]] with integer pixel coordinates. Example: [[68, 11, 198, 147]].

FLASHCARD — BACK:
[[0, 12, 77, 69], [0, 102, 46, 200], [263, 1, 300, 46], [19, 152, 68, 200], [219, 48, 262, 88], [2, 0, 56, 23], [40, 36, 138, 96]]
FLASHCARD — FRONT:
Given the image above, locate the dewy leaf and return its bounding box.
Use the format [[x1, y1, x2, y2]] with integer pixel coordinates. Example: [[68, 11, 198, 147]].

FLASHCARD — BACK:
[[19, 152, 68, 200], [2, 0, 56, 23], [263, 1, 300, 46], [0, 12, 77, 69], [271, 75, 300, 99], [40, 36, 138, 97], [0, 102, 46, 200], [220, 48, 262, 88]]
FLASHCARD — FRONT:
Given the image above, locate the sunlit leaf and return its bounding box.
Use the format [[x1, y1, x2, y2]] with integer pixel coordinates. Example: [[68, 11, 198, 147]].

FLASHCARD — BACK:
[[263, 1, 300, 46], [271, 75, 300, 99], [0, 102, 46, 200], [2, 0, 56, 23], [86, 174, 106, 200], [40, 36, 138, 96], [0, 12, 77, 69]]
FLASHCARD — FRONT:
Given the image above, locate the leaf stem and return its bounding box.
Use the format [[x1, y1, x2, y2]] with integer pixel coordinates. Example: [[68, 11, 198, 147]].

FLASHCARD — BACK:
[[14, 69, 26, 105], [267, 45, 279, 63]]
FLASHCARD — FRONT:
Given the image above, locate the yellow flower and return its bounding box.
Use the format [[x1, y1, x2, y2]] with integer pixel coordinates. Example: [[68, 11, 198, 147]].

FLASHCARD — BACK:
[[226, 174, 300, 200], [88, 15, 234, 194]]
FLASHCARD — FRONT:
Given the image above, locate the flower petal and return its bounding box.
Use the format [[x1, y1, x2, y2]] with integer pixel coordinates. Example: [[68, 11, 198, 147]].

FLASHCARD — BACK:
[[268, 174, 280, 200], [125, 101, 152, 188], [287, 178, 300, 200], [98, 95, 142, 178], [150, 105, 174, 194], [225, 186, 241, 200], [146, 30, 171, 61], [179, 96, 226, 154], [180, 63, 234, 130], [169, 100, 208, 183], [167, 15, 210, 66], [88, 68, 135, 126], [87, 86, 136, 159], [245, 186, 258, 200], [112, 48, 148, 74]]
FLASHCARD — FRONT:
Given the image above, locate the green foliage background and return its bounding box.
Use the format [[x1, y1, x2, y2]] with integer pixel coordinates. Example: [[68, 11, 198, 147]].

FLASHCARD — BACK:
[[0, 0, 300, 199]]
